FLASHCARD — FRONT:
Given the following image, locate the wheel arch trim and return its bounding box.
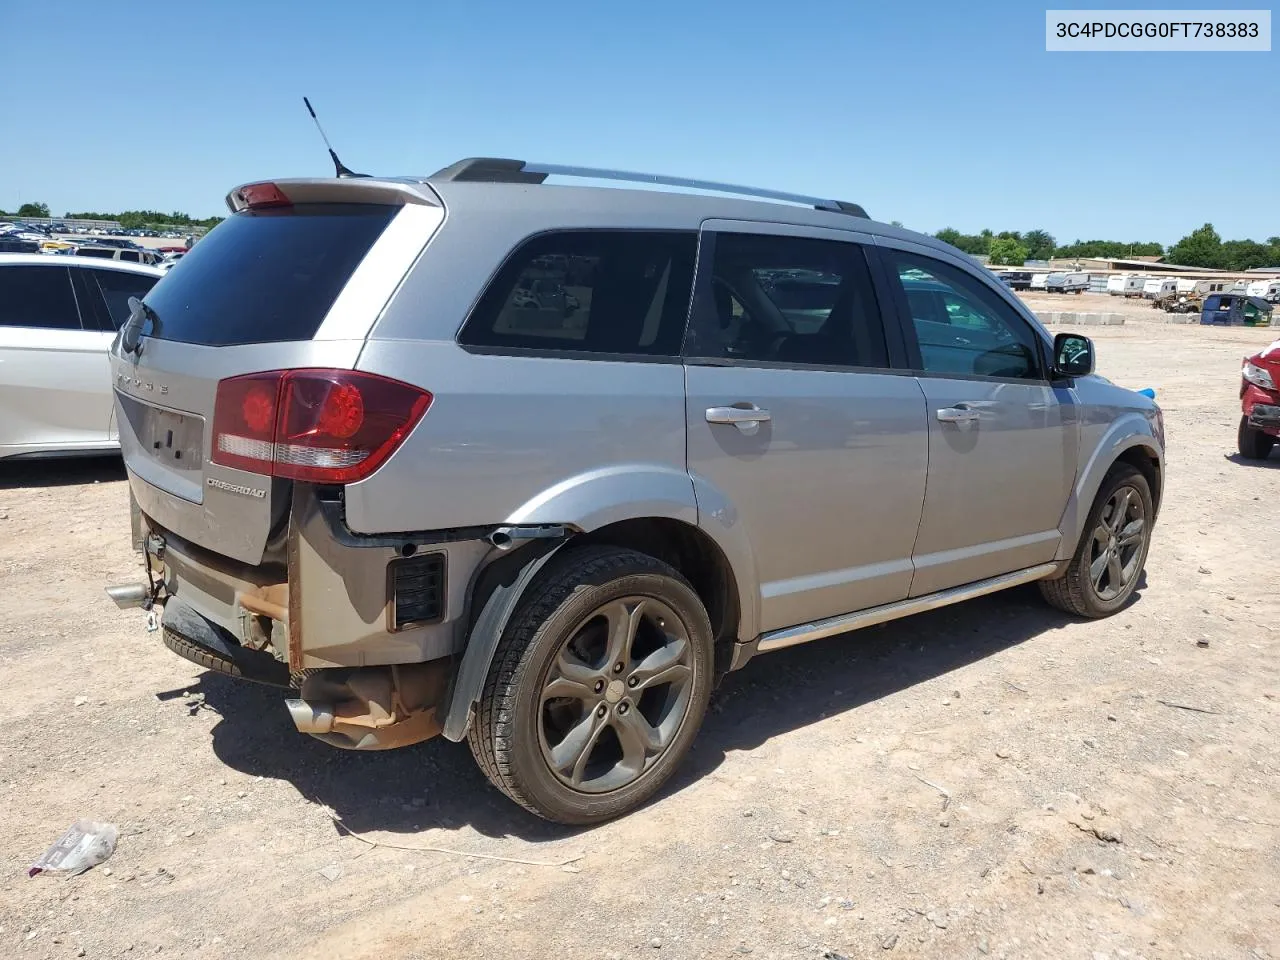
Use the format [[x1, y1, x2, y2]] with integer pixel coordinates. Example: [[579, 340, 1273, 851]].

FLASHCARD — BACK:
[[1057, 416, 1162, 563]]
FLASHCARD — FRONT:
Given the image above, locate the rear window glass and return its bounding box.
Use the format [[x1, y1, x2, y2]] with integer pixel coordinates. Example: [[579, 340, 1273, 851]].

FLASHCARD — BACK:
[[142, 203, 396, 346], [459, 230, 697, 357]]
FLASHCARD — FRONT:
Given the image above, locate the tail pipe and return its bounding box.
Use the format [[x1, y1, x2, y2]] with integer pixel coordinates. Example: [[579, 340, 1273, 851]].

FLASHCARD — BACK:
[[105, 583, 150, 610], [285, 699, 335, 734]]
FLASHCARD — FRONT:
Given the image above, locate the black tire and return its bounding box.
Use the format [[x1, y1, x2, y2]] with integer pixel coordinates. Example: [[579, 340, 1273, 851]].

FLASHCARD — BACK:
[[467, 545, 714, 824], [163, 627, 243, 679], [1039, 464, 1153, 618], [1238, 415, 1276, 460]]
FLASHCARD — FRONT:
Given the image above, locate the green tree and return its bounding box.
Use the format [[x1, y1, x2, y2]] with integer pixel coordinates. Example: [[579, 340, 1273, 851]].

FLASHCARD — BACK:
[[935, 227, 962, 247], [1167, 223, 1223, 268], [933, 227, 990, 256], [1220, 239, 1273, 271], [1023, 229, 1056, 260], [988, 237, 1028, 266], [17, 201, 49, 218], [1055, 239, 1164, 259]]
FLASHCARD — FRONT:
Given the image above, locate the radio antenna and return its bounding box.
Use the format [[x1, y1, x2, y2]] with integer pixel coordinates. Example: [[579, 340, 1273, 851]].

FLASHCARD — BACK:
[[303, 96, 367, 179]]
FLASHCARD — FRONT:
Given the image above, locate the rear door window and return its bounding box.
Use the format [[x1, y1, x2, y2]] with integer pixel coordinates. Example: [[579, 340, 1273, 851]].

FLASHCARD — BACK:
[[142, 203, 397, 346], [459, 230, 697, 357], [0, 265, 84, 330], [78, 268, 160, 331]]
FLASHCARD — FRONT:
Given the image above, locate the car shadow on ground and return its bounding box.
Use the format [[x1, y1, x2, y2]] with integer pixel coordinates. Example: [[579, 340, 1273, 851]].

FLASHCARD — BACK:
[[1223, 452, 1280, 469], [190, 582, 1103, 843], [0, 455, 125, 489]]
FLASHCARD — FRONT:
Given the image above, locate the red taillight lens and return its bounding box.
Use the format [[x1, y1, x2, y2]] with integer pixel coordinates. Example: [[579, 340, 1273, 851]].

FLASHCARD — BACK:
[[211, 372, 283, 473], [234, 182, 291, 209], [210, 369, 431, 484]]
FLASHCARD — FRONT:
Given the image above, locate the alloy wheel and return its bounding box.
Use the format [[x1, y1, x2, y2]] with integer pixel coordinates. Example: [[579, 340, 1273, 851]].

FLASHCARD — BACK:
[[537, 596, 695, 794], [1088, 485, 1146, 601]]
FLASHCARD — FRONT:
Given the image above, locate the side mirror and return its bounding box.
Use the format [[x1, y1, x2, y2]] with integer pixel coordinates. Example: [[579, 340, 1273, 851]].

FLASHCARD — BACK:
[[1053, 332, 1094, 378]]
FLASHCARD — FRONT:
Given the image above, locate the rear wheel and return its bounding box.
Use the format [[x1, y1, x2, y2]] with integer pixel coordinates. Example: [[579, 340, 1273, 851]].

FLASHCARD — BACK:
[[1238, 415, 1276, 460], [1040, 464, 1153, 618], [468, 546, 714, 824]]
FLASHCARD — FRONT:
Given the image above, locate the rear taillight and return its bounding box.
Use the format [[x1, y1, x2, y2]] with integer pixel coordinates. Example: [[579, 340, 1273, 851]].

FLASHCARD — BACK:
[[210, 369, 431, 483]]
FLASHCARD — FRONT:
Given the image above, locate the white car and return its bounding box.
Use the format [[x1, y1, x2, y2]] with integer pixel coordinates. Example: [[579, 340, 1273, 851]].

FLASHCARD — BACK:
[[0, 254, 163, 459]]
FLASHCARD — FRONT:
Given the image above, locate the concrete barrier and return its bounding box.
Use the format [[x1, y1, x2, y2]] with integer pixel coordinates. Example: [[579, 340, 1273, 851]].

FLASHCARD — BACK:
[[1036, 312, 1126, 326]]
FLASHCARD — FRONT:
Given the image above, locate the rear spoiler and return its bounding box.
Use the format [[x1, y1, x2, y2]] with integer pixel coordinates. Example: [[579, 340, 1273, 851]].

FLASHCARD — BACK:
[[225, 178, 441, 213]]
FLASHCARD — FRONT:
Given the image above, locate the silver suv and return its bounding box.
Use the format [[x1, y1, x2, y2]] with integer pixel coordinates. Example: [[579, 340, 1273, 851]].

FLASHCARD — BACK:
[[107, 159, 1164, 824]]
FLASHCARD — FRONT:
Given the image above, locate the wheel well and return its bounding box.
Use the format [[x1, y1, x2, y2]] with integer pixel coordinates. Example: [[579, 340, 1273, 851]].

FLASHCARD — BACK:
[[572, 518, 742, 655], [1115, 447, 1162, 516]]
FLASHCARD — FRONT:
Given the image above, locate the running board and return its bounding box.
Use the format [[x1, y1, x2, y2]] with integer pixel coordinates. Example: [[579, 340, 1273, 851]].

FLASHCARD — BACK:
[[755, 563, 1060, 654]]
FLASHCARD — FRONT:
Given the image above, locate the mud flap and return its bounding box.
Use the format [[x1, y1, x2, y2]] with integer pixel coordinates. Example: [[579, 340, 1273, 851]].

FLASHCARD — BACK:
[[439, 541, 565, 742]]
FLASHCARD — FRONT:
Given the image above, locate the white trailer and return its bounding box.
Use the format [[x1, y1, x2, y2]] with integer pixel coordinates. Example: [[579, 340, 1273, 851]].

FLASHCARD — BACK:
[[1123, 276, 1146, 297], [1247, 279, 1280, 301], [1046, 271, 1089, 294], [1030, 273, 1049, 290], [1106, 275, 1127, 295], [1142, 278, 1177, 299]]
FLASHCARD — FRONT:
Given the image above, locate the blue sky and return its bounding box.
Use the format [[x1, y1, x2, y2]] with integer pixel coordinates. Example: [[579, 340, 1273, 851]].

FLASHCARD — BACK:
[[2, 1, 1275, 245]]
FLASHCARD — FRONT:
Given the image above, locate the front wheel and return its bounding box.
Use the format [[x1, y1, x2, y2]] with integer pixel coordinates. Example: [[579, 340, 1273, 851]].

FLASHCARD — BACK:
[[1040, 464, 1153, 618], [1238, 415, 1276, 460], [468, 546, 714, 824]]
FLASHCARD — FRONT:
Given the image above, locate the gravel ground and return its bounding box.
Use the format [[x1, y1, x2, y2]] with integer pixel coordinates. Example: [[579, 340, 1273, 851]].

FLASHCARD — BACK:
[[1, 314, 1278, 960]]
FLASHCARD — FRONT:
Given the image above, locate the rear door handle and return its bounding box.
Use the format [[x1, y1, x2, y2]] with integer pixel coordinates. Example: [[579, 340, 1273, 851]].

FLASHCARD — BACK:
[[936, 405, 981, 424], [706, 404, 771, 436]]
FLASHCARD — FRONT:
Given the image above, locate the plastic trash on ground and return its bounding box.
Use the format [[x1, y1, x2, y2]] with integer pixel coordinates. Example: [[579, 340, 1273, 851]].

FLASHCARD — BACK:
[[28, 820, 118, 878]]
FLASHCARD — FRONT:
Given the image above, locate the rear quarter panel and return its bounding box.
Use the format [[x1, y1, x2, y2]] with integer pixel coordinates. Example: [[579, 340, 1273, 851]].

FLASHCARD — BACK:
[[345, 340, 689, 533]]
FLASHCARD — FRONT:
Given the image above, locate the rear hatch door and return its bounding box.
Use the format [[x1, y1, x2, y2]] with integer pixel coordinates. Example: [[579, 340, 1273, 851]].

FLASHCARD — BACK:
[[112, 183, 441, 565]]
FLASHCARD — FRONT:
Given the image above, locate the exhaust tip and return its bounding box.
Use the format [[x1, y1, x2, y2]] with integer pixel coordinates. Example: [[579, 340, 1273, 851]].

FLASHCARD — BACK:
[[286, 698, 335, 734], [105, 583, 150, 610]]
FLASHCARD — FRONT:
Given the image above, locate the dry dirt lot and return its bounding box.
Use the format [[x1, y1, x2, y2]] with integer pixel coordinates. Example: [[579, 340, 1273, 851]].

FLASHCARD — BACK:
[[2, 314, 1279, 960]]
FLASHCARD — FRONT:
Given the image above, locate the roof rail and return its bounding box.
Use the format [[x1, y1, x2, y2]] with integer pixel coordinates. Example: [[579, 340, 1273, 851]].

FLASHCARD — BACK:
[[428, 157, 868, 219]]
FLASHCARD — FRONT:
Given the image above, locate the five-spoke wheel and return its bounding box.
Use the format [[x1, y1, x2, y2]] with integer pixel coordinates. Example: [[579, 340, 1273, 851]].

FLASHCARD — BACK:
[[538, 597, 695, 793], [1040, 463, 1154, 618], [468, 546, 713, 824], [1087, 484, 1146, 602]]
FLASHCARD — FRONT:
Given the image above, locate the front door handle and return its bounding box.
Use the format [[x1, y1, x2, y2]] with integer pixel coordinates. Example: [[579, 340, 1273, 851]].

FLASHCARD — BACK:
[[706, 404, 771, 436], [706, 405, 772, 424], [936, 405, 981, 424]]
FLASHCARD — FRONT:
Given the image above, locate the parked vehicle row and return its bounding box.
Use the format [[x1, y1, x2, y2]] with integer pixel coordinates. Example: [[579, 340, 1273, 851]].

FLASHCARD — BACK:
[[995, 270, 1087, 293], [999, 267, 1278, 308], [101, 160, 1164, 824]]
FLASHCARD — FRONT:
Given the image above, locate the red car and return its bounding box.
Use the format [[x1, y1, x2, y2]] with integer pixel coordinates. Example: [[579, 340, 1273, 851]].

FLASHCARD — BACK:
[[1239, 339, 1280, 460]]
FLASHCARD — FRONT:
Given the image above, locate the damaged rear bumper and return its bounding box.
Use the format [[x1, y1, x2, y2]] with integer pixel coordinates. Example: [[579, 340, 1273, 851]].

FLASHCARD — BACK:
[[109, 483, 504, 750]]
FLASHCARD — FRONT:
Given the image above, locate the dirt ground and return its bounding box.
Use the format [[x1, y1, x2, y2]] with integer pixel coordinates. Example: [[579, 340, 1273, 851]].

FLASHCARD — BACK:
[[2, 311, 1278, 960]]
